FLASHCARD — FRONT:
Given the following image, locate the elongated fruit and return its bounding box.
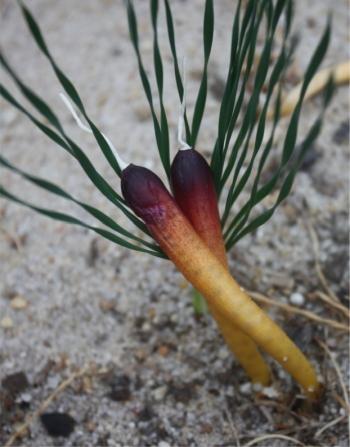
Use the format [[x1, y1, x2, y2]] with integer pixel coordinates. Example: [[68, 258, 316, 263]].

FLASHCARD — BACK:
[[171, 148, 270, 385], [121, 164, 319, 399]]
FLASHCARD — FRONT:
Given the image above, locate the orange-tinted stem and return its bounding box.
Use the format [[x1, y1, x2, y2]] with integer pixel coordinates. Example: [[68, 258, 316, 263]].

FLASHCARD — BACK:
[[171, 149, 270, 385], [121, 165, 320, 399], [171, 149, 226, 260]]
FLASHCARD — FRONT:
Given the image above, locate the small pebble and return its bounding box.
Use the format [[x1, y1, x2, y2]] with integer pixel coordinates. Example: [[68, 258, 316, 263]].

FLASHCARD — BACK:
[[141, 322, 151, 332], [1, 316, 14, 328], [218, 347, 229, 360], [10, 296, 28, 310], [289, 292, 304, 306], [261, 386, 279, 398], [239, 382, 252, 395], [152, 385, 167, 401], [108, 374, 131, 402], [200, 422, 213, 434], [2, 371, 29, 395], [40, 412, 76, 438], [47, 376, 60, 390], [19, 392, 32, 403], [157, 345, 170, 357]]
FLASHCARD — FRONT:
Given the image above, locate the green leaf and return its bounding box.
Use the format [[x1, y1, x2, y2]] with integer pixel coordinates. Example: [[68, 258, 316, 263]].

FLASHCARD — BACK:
[[222, 13, 332, 249], [0, 52, 63, 132], [211, 0, 242, 187], [191, 0, 214, 147], [0, 185, 165, 258], [221, 44, 292, 226], [19, 1, 123, 177], [150, 0, 170, 176], [191, 289, 208, 315], [125, 0, 170, 176], [220, 2, 283, 190], [0, 153, 162, 254], [216, 2, 264, 191], [225, 83, 332, 249], [191, 72, 208, 147], [0, 78, 151, 236], [163, 0, 191, 142], [0, 82, 70, 152], [1, 1, 333, 258], [281, 18, 331, 165]]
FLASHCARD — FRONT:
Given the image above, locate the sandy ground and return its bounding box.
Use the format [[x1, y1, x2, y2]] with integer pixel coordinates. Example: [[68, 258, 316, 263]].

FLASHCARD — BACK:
[[0, 0, 349, 446]]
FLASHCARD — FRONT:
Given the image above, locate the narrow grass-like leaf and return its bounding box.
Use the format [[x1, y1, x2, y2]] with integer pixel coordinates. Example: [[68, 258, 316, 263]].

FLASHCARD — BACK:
[[216, 3, 264, 192], [0, 79, 149, 236], [223, 90, 282, 240], [1, 1, 334, 260], [0, 153, 162, 254], [0, 83, 70, 152], [210, 0, 242, 187], [221, 41, 293, 226], [281, 18, 331, 165], [272, 0, 287, 31], [150, 0, 170, 175], [213, 0, 293, 197], [220, 1, 261, 140], [211, 0, 260, 189], [0, 52, 62, 132], [19, 1, 123, 177], [223, 32, 299, 242], [225, 80, 333, 249], [163, 0, 191, 142], [151, 0, 163, 95], [0, 185, 164, 258], [125, 0, 170, 175], [284, 0, 293, 38], [190, 0, 214, 147], [220, 2, 285, 190]]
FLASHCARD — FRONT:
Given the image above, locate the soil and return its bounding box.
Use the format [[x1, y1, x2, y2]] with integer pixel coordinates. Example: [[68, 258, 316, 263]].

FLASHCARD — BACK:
[[0, 1, 349, 446]]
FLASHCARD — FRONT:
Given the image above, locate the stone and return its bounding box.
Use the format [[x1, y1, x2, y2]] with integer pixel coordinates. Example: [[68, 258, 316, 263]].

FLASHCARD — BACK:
[[152, 385, 167, 401], [40, 412, 76, 438], [1, 316, 14, 328], [10, 296, 28, 310], [289, 292, 305, 306], [2, 371, 29, 395]]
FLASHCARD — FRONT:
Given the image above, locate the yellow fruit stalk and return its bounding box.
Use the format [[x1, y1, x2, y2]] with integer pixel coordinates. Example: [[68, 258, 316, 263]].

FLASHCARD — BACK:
[[171, 148, 270, 385], [121, 164, 320, 399]]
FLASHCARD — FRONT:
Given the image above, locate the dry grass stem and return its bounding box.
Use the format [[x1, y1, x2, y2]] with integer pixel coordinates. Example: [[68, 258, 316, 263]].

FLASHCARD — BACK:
[[243, 433, 304, 446], [5, 365, 90, 447], [314, 291, 349, 319], [332, 391, 350, 413], [249, 291, 349, 332], [268, 61, 350, 118], [314, 415, 346, 439], [306, 220, 340, 303], [223, 398, 241, 447], [317, 339, 350, 413]]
